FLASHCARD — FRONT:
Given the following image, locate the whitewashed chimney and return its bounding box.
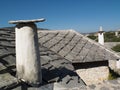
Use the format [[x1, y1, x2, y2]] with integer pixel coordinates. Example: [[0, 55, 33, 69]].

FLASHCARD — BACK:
[[98, 26, 104, 45], [9, 18, 45, 86], [116, 59, 120, 69], [115, 31, 118, 37]]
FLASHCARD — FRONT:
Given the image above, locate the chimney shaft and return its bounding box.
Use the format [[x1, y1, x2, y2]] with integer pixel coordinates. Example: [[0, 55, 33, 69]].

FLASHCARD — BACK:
[[9, 18, 45, 86], [98, 26, 104, 45]]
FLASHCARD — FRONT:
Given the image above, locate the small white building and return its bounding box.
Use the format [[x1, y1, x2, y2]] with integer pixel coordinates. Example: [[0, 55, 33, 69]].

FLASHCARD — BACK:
[[115, 29, 120, 37]]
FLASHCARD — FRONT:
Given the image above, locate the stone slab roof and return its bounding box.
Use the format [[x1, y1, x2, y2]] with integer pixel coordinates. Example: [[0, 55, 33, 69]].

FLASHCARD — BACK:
[[0, 28, 120, 89], [38, 30, 120, 63], [0, 29, 85, 89], [40, 45, 85, 85]]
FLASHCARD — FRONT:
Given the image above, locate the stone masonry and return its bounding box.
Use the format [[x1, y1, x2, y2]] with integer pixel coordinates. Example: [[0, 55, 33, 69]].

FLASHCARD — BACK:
[[76, 66, 109, 85]]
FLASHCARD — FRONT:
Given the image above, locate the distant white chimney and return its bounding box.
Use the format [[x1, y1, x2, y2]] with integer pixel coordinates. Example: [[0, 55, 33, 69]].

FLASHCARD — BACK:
[[9, 18, 45, 86], [98, 26, 104, 45], [116, 59, 120, 69], [115, 31, 118, 37]]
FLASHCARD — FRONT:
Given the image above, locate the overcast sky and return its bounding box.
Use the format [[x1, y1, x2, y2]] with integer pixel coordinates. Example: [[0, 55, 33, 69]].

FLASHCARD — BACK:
[[0, 0, 120, 33]]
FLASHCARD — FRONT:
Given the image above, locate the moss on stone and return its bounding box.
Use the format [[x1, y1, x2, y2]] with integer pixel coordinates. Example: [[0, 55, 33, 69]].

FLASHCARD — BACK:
[[108, 69, 120, 80]]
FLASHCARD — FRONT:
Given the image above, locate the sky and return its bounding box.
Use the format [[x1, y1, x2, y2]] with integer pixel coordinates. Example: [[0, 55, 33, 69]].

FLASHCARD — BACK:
[[0, 0, 120, 33]]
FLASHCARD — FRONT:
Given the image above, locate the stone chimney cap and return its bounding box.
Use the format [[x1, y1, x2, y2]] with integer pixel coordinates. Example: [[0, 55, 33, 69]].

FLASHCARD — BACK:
[[98, 31, 104, 33], [8, 18, 45, 24]]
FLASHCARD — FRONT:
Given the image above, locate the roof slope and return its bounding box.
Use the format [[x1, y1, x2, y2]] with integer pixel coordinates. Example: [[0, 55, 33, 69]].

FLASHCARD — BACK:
[[38, 30, 120, 63], [0, 28, 120, 89], [40, 45, 85, 87], [0, 29, 85, 89], [0, 29, 17, 89]]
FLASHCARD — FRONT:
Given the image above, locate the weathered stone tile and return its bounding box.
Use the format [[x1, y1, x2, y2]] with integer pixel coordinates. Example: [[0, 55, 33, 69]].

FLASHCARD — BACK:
[[65, 32, 75, 39], [42, 63, 53, 70], [6, 48, 15, 53], [39, 45, 49, 51], [112, 86, 120, 90], [73, 39, 87, 52], [63, 63, 75, 71], [70, 34, 81, 43], [57, 31, 68, 38], [36, 83, 53, 90], [108, 80, 119, 84], [89, 84, 96, 89], [49, 54, 62, 60], [0, 73, 18, 89], [65, 54, 75, 62], [41, 55, 53, 62], [74, 56, 84, 62], [95, 49, 105, 61], [75, 47, 90, 62], [83, 55, 94, 63], [59, 39, 70, 46], [41, 59, 49, 66], [58, 49, 68, 57], [50, 60, 64, 68], [39, 33, 56, 45], [0, 63, 6, 71], [43, 39, 58, 49], [0, 49, 8, 55], [58, 36, 77, 56], [84, 45, 98, 62], [38, 32, 48, 38], [51, 43, 65, 53], [44, 32, 68, 49], [42, 66, 61, 82], [67, 51, 78, 59], [100, 86, 109, 90], [46, 33, 58, 39], [117, 78, 120, 83], [2, 55, 16, 65], [0, 37, 15, 41], [59, 75, 85, 89], [0, 31, 10, 35]]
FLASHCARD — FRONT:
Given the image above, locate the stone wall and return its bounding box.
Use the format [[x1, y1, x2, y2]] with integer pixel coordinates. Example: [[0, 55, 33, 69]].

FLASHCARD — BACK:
[[109, 60, 116, 70], [109, 60, 120, 75], [76, 66, 109, 85]]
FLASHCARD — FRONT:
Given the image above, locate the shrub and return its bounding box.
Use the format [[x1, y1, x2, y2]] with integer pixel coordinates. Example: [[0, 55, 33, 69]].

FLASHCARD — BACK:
[[87, 35, 97, 40], [112, 44, 120, 52], [104, 32, 120, 42]]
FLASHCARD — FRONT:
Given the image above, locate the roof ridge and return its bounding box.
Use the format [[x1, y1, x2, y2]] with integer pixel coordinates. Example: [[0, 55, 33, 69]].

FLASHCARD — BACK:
[[38, 29, 75, 33], [73, 30, 120, 59]]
